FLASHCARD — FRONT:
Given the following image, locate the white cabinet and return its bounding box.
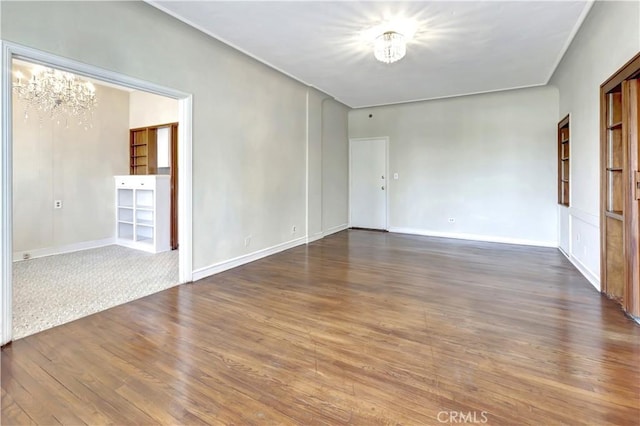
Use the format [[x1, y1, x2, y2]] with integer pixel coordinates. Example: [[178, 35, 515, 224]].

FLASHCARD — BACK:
[[114, 175, 170, 253]]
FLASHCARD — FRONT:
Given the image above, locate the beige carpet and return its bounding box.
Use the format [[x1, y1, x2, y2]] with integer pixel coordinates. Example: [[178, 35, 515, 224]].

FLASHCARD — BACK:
[[12, 245, 179, 340]]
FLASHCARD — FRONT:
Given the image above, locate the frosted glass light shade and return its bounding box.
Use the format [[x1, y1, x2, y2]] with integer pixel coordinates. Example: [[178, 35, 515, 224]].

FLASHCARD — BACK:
[[374, 31, 406, 64]]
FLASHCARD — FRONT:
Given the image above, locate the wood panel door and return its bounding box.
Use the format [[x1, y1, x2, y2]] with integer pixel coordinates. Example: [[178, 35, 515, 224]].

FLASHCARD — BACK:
[[623, 78, 639, 316], [600, 52, 640, 318], [170, 123, 178, 250]]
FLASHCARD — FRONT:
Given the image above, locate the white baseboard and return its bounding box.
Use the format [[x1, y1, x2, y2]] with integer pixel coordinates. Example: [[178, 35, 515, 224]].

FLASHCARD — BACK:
[[307, 231, 324, 244], [307, 224, 348, 244], [324, 223, 348, 237], [558, 247, 600, 291], [388, 227, 558, 248], [558, 246, 569, 259], [192, 236, 307, 282], [12, 238, 115, 262]]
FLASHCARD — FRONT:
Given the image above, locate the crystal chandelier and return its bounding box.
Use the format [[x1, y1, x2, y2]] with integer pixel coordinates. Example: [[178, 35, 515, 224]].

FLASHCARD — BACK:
[[374, 31, 407, 64], [13, 67, 97, 128]]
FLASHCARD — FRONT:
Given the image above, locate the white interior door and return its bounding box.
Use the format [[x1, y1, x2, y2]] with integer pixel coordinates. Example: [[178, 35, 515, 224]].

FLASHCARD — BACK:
[[350, 138, 387, 229]]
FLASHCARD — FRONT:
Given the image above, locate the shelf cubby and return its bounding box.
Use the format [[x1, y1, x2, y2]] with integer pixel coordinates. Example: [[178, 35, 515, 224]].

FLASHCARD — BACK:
[[115, 175, 170, 253]]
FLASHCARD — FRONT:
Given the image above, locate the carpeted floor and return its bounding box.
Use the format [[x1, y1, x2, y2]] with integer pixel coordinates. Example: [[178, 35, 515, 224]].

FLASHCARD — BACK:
[[12, 245, 179, 340]]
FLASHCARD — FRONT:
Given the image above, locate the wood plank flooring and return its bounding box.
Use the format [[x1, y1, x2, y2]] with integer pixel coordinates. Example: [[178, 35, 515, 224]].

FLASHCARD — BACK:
[[2, 230, 639, 425]]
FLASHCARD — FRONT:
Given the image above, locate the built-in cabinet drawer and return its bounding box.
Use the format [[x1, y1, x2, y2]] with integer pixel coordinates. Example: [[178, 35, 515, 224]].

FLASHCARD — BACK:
[[114, 175, 156, 190]]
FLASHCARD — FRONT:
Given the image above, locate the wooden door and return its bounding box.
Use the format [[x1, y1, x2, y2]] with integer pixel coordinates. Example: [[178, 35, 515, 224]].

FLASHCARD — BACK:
[[623, 78, 639, 316], [170, 124, 178, 250], [600, 53, 640, 319]]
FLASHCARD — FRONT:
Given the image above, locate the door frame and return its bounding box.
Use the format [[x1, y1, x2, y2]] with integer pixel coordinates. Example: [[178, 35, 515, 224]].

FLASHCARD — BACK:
[[1, 41, 194, 345], [348, 137, 389, 230]]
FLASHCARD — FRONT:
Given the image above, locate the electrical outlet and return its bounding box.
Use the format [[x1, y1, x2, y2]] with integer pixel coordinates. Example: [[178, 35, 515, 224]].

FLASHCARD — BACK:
[[292, 225, 297, 234], [54, 200, 62, 209], [244, 235, 251, 247], [448, 218, 455, 223], [393, 173, 399, 180]]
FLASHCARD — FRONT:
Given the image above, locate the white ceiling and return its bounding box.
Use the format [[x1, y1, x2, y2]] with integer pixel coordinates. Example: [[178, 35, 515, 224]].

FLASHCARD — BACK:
[[149, 1, 591, 108]]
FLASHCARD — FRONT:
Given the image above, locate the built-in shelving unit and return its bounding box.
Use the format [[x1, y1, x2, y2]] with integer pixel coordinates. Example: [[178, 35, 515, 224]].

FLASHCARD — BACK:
[[115, 175, 170, 253], [130, 127, 157, 175], [129, 122, 179, 249], [602, 88, 625, 304], [605, 91, 624, 221], [557, 115, 570, 207]]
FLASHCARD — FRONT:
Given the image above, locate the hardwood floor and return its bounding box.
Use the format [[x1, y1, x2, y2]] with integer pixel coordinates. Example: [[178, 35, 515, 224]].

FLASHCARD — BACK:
[[2, 230, 639, 425]]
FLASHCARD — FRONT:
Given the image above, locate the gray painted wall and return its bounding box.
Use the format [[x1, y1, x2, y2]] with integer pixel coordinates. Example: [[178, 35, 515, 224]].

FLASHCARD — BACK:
[[306, 89, 326, 240], [1, 1, 350, 272], [129, 91, 178, 129], [322, 100, 350, 233], [349, 86, 559, 245], [549, 0, 640, 288], [12, 80, 130, 255]]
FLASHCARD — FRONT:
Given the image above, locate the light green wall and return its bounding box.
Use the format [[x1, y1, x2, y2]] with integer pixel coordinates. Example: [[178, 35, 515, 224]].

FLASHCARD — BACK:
[[1, 0, 349, 270]]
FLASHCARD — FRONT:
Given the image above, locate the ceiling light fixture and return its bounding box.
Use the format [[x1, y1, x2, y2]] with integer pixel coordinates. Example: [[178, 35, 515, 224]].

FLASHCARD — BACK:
[[374, 31, 407, 64], [13, 67, 97, 128]]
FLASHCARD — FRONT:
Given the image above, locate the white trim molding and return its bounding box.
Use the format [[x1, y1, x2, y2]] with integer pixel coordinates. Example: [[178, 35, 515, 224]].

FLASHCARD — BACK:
[[1, 40, 194, 345], [545, 0, 595, 84], [324, 223, 348, 237], [389, 227, 558, 248], [559, 247, 600, 290], [306, 223, 348, 244], [192, 237, 307, 282], [12, 238, 115, 262], [178, 95, 193, 284], [1, 40, 14, 346], [307, 231, 324, 244], [569, 206, 599, 227], [565, 208, 601, 291], [305, 90, 310, 243]]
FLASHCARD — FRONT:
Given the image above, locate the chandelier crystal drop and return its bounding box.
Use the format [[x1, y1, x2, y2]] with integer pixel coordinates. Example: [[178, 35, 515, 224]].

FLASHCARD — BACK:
[[13, 67, 97, 128], [374, 31, 406, 64]]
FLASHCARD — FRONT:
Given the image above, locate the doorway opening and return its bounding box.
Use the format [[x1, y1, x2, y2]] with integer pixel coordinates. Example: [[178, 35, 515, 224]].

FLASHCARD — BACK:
[[129, 121, 179, 249], [1, 41, 193, 345]]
